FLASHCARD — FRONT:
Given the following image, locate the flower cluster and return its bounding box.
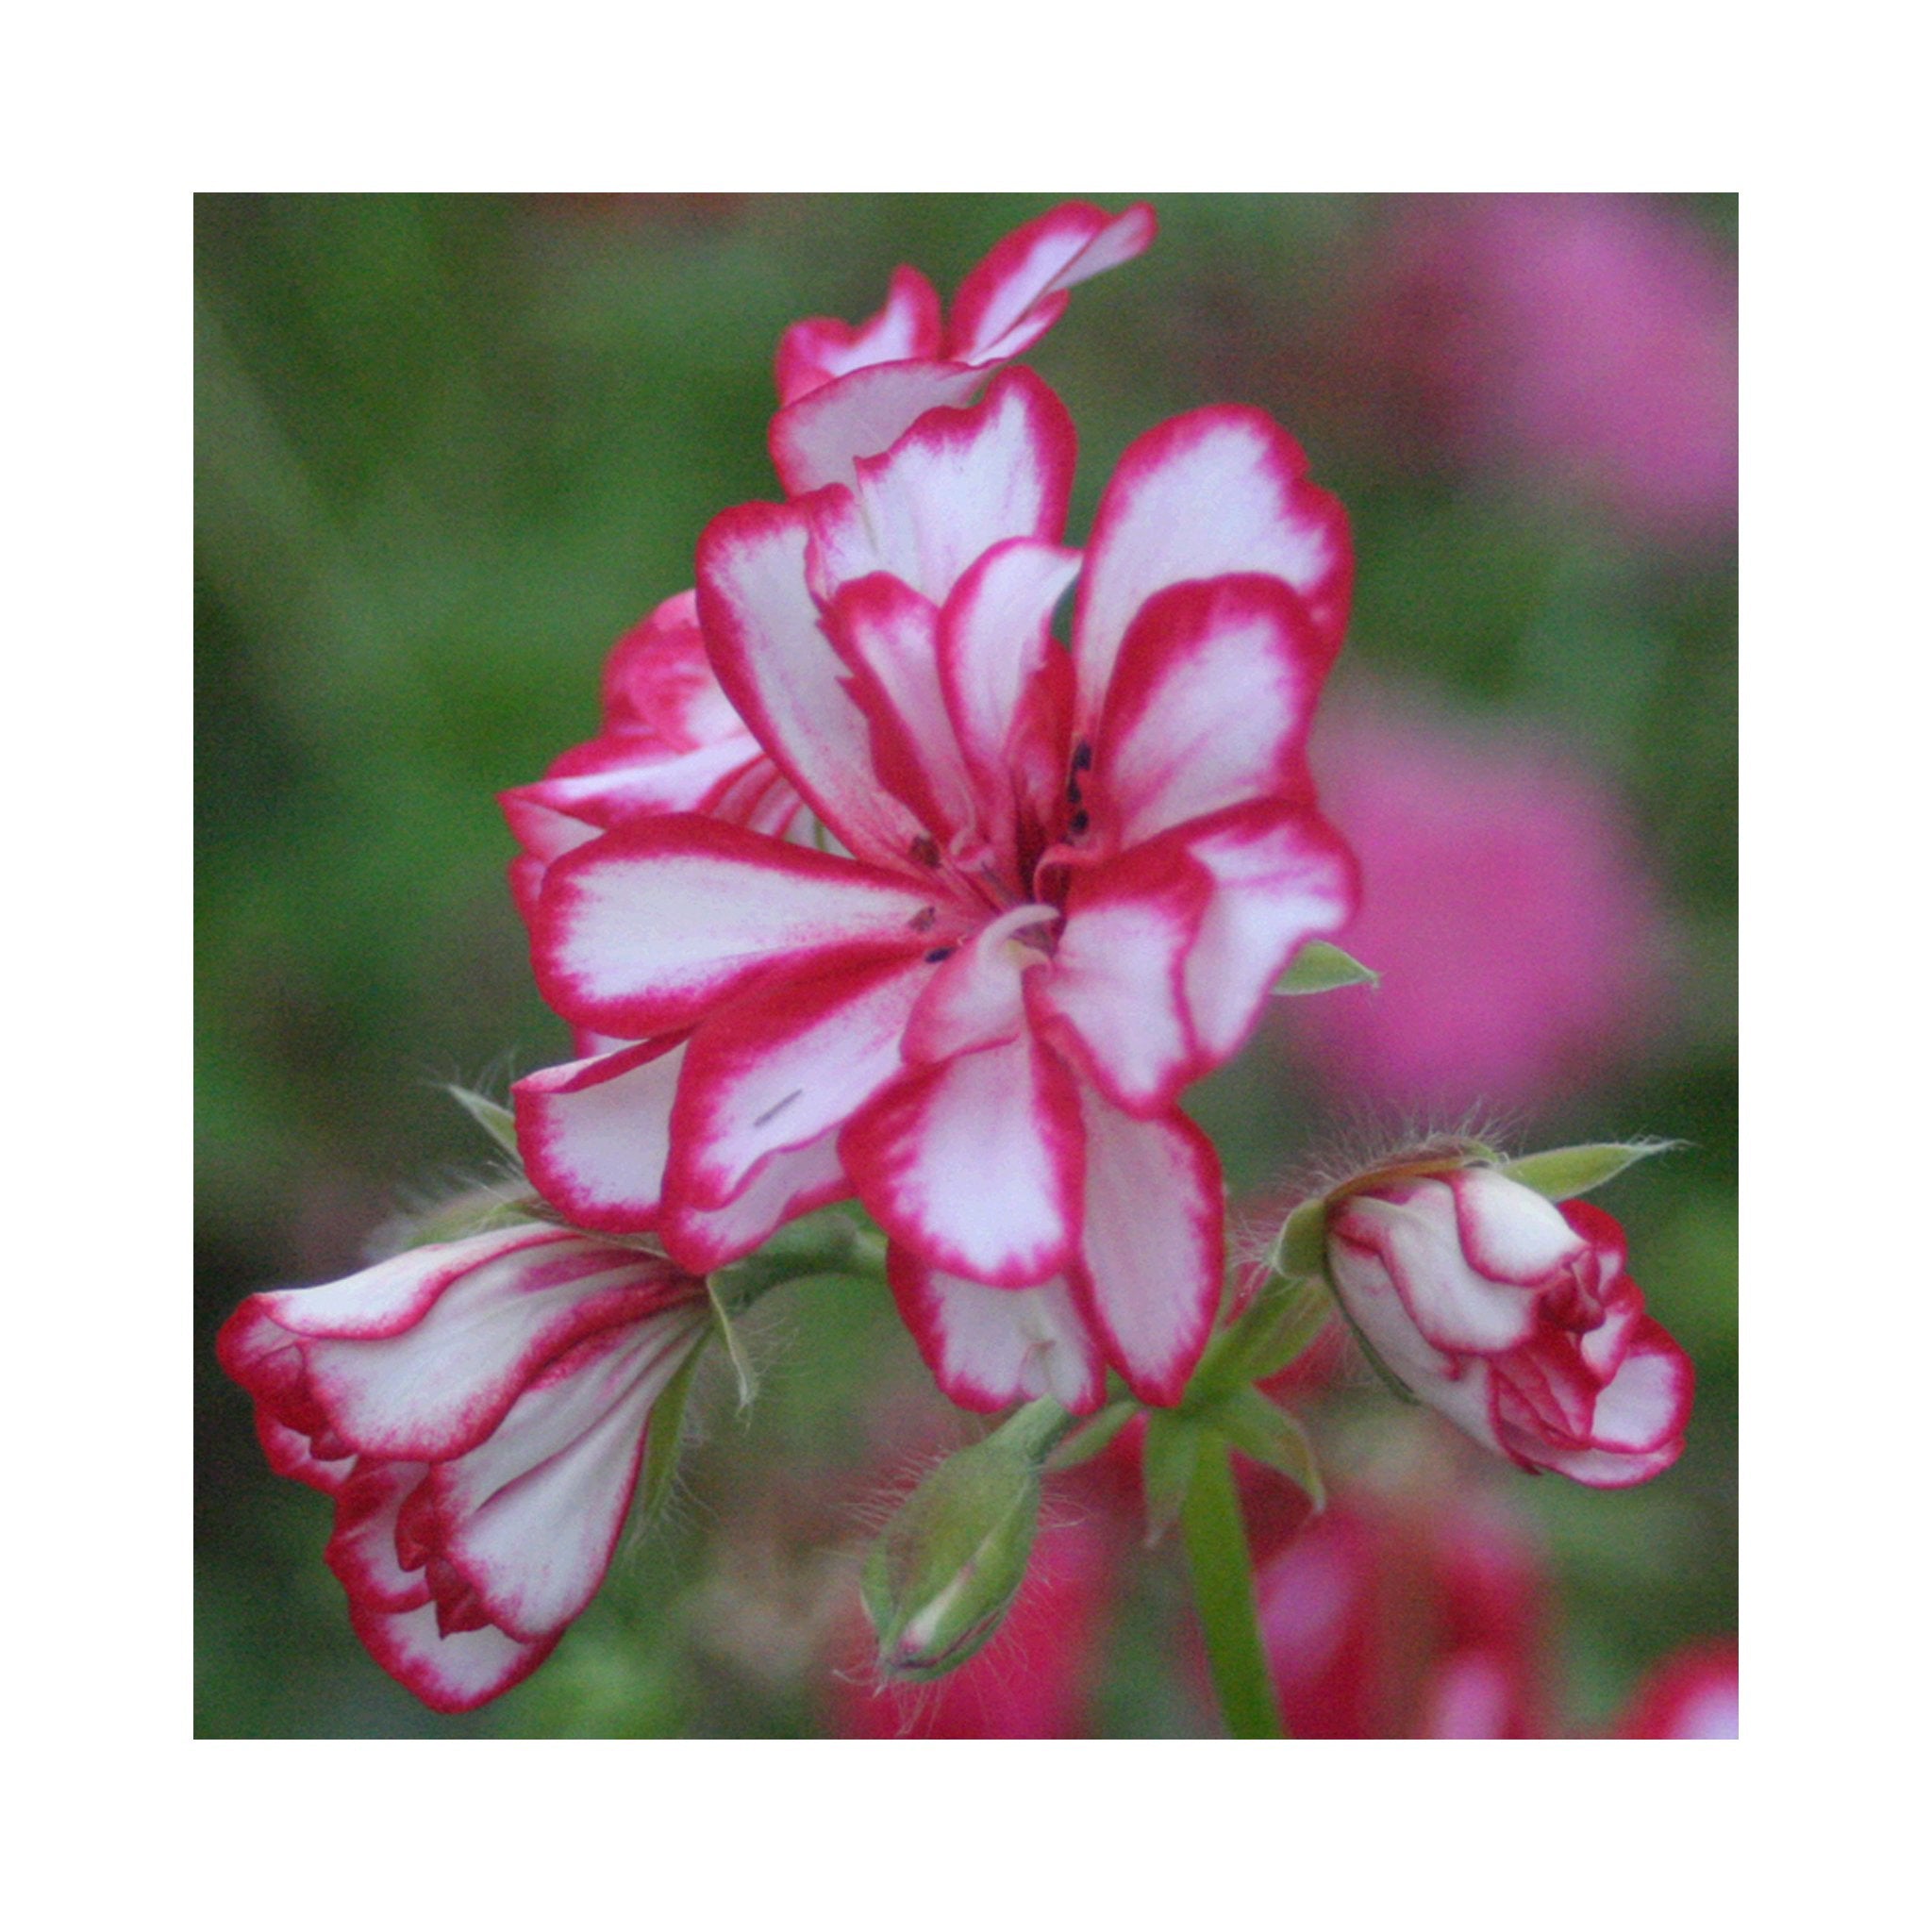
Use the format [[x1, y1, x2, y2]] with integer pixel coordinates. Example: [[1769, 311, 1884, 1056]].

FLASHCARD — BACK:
[[504, 201, 1357, 1413]]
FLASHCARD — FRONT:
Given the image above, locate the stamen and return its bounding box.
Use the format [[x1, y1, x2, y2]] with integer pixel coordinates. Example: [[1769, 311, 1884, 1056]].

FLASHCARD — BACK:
[[924, 946, 956, 965], [908, 834, 942, 869], [908, 905, 939, 933]]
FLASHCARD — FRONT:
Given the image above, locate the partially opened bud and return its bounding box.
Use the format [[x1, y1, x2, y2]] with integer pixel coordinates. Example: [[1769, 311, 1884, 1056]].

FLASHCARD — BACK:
[[862, 1404, 1065, 1681], [1319, 1155, 1693, 1488]]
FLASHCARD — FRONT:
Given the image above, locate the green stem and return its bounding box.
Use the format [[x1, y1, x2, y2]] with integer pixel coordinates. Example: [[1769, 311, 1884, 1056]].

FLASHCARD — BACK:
[[1179, 1436, 1285, 1739]]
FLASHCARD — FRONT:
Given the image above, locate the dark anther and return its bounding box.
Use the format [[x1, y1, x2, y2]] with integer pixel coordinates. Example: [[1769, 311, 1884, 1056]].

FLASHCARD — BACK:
[[1073, 740, 1094, 773], [909, 905, 939, 933], [1066, 774, 1084, 807], [923, 945, 956, 965], [909, 833, 941, 869], [1069, 808, 1091, 836]]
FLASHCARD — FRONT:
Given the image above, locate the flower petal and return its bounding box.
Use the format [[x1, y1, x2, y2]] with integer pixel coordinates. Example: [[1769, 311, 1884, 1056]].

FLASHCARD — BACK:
[[533, 814, 935, 1038], [888, 1247, 1106, 1414], [1074, 406, 1352, 735], [769, 359, 989, 496], [1069, 1089, 1223, 1405], [1090, 574, 1329, 847], [1447, 1167, 1591, 1286], [949, 201, 1158, 364], [807, 367, 1076, 604], [513, 1036, 689, 1234], [1584, 1317, 1694, 1455], [1166, 800, 1359, 1071], [903, 903, 1056, 1064], [423, 1312, 706, 1641], [776, 264, 944, 405], [658, 1127, 852, 1273], [347, 1594, 558, 1716], [666, 951, 934, 1210], [695, 496, 931, 868], [326, 1457, 434, 1613], [1028, 844, 1211, 1116], [842, 1031, 1084, 1287]]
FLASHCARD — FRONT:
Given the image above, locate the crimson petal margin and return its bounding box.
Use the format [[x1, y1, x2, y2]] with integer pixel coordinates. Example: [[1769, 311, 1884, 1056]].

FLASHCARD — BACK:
[[769, 359, 990, 496], [532, 814, 938, 1039], [776, 264, 944, 405], [949, 201, 1158, 364]]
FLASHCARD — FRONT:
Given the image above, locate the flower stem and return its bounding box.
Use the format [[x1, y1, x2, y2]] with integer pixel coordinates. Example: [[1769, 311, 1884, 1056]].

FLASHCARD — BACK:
[[1179, 1435, 1285, 1739]]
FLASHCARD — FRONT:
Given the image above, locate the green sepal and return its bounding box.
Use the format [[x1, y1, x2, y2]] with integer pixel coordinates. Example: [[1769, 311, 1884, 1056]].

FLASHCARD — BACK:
[[1044, 1399, 1138, 1472], [1496, 1140, 1674, 1201], [1141, 1410, 1203, 1547], [1206, 1388, 1324, 1510], [635, 1341, 704, 1527], [1273, 1196, 1329, 1276], [709, 1205, 884, 1305], [1332, 1295, 1421, 1406], [446, 1085, 522, 1162], [396, 1185, 543, 1250], [1272, 941, 1379, 996], [706, 1280, 758, 1410], [1195, 1270, 1335, 1394]]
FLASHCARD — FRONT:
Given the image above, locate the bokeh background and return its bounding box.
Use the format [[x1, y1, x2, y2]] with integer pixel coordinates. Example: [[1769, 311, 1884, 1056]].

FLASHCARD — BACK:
[[195, 192, 1737, 1738]]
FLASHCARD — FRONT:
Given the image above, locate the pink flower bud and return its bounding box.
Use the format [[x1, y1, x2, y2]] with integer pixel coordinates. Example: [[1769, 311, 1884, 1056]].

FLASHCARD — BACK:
[[1324, 1165, 1692, 1488]]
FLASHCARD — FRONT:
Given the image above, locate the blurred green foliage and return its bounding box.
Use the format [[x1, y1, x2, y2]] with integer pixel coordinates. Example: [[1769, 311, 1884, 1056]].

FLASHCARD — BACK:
[[195, 193, 1736, 1737]]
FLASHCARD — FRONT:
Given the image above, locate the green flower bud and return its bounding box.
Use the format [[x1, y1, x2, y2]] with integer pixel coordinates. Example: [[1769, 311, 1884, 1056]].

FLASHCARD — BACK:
[[861, 1402, 1067, 1682]]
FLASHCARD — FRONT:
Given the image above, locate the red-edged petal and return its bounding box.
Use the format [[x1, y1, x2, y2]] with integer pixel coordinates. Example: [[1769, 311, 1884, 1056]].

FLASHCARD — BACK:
[[347, 1594, 559, 1716], [775, 264, 943, 405], [1028, 843, 1211, 1116], [903, 903, 1056, 1064], [665, 951, 934, 1210], [421, 1311, 706, 1642], [1069, 1089, 1223, 1405], [808, 367, 1077, 605], [1446, 1167, 1592, 1287], [949, 201, 1158, 364], [1090, 575, 1328, 848], [658, 1128, 852, 1274], [888, 1246, 1107, 1414], [513, 1036, 689, 1234], [821, 574, 979, 850], [1166, 800, 1359, 1073], [937, 536, 1082, 864], [695, 496, 929, 868], [842, 1031, 1084, 1287], [532, 814, 935, 1038], [1584, 1317, 1694, 1455], [326, 1458, 434, 1613], [218, 1229, 693, 1465], [769, 358, 989, 496], [1073, 406, 1352, 735]]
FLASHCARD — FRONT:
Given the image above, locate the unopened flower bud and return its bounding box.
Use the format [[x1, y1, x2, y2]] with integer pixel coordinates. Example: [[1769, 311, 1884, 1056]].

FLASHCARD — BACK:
[[862, 1404, 1066, 1681], [1318, 1152, 1693, 1489]]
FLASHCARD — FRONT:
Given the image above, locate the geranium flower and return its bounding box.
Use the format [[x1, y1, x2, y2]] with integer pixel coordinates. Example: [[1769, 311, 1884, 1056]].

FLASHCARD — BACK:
[[517, 362, 1356, 1412], [217, 1224, 710, 1712], [502, 201, 1158, 974], [1613, 1638, 1738, 1739]]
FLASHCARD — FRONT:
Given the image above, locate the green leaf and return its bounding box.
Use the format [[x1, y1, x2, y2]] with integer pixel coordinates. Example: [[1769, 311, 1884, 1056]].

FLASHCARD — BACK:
[[1141, 1411, 1203, 1547], [1496, 1140, 1674, 1201], [707, 1280, 758, 1410], [1272, 941, 1379, 996], [1208, 1388, 1324, 1509], [636, 1343, 703, 1526], [1044, 1400, 1138, 1472], [446, 1085, 522, 1161]]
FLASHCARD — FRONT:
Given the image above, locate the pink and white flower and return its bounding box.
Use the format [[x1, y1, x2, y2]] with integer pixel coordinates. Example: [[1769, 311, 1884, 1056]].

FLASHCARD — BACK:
[[517, 362, 1357, 1414], [217, 1224, 710, 1712], [1325, 1166, 1693, 1487], [1614, 1638, 1738, 1739]]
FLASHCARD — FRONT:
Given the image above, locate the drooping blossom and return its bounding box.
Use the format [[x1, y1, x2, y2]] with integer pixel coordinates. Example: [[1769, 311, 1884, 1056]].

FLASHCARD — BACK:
[[1257, 1486, 1551, 1739], [1614, 1638, 1738, 1739], [517, 360, 1357, 1412], [1351, 194, 1737, 541], [1285, 705, 1670, 1114], [1325, 1164, 1692, 1486], [217, 1224, 710, 1712]]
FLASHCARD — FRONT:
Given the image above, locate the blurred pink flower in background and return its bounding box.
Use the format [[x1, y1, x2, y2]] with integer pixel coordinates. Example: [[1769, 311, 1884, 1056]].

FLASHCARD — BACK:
[[1615, 1637, 1739, 1739], [1257, 1486, 1552, 1739], [1286, 705, 1671, 1115], [1349, 194, 1737, 542]]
